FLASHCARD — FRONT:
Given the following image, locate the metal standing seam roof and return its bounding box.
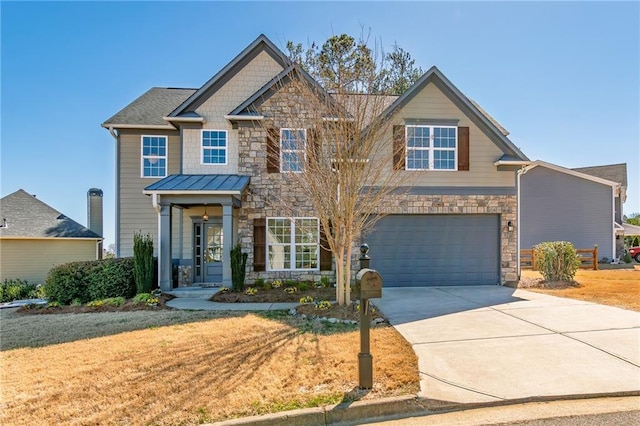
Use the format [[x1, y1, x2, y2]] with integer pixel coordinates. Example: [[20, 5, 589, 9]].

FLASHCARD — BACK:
[[143, 175, 251, 193]]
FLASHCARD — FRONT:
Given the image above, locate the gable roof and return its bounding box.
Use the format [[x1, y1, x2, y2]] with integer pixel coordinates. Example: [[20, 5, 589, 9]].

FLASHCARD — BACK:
[[0, 189, 101, 239], [380, 66, 528, 161], [523, 160, 621, 189], [102, 87, 196, 129], [228, 63, 340, 118], [572, 163, 627, 187], [168, 34, 291, 119]]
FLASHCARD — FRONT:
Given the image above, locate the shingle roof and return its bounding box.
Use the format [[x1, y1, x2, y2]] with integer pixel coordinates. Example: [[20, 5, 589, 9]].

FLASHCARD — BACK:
[[572, 163, 627, 187], [102, 87, 196, 127], [0, 189, 101, 239], [144, 175, 250, 193]]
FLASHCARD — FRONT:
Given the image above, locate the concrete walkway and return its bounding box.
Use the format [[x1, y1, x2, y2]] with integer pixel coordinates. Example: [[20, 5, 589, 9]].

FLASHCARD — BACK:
[[165, 287, 299, 311], [372, 286, 640, 404]]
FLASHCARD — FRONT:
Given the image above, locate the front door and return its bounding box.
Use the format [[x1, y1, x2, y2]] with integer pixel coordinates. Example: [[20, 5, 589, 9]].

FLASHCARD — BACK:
[[194, 220, 223, 284]]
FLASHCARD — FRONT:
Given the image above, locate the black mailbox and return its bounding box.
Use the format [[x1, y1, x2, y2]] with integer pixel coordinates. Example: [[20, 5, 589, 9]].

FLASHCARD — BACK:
[[356, 268, 382, 299]]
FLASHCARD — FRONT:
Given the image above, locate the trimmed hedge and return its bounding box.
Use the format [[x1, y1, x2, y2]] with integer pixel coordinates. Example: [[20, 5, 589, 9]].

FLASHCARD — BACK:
[[44, 258, 137, 305]]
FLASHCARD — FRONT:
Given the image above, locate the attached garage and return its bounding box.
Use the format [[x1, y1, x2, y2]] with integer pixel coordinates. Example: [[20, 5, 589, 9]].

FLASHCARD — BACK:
[[364, 214, 501, 287]]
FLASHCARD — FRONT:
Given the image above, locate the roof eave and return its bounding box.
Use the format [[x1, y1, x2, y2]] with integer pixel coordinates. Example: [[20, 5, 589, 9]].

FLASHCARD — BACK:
[[143, 190, 244, 196], [101, 123, 176, 130]]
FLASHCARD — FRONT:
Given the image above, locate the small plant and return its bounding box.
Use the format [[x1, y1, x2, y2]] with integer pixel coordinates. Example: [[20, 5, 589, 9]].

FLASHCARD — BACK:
[[299, 296, 314, 304], [624, 252, 632, 263], [320, 276, 331, 288], [0, 278, 42, 303], [133, 293, 159, 306], [315, 300, 332, 310], [71, 298, 83, 306], [218, 287, 230, 293], [47, 301, 60, 308], [285, 279, 297, 287], [254, 278, 265, 288], [271, 280, 283, 289], [245, 287, 258, 295], [103, 297, 125, 307], [86, 299, 104, 308], [284, 286, 298, 294], [298, 282, 309, 291]]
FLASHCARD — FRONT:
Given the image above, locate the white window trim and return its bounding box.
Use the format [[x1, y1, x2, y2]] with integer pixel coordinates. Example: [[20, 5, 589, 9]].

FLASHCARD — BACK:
[[405, 125, 458, 171], [266, 217, 319, 271], [280, 128, 306, 173], [141, 135, 168, 178], [201, 129, 228, 165]]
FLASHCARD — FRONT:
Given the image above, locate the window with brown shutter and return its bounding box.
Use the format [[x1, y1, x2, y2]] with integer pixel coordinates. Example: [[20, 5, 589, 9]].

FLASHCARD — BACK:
[[266, 128, 280, 173], [253, 218, 266, 271], [393, 125, 405, 171], [457, 126, 470, 171]]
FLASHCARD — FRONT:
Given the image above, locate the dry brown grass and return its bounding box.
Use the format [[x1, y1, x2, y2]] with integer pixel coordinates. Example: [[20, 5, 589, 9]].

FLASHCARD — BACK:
[[520, 266, 640, 311], [0, 311, 418, 425]]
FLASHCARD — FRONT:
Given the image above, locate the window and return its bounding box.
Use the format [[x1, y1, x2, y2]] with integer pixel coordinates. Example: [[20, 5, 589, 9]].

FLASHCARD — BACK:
[[406, 125, 457, 170], [280, 128, 306, 172], [202, 130, 227, 164], [267, 217, 319, 270], [141, 136, 167, 177]]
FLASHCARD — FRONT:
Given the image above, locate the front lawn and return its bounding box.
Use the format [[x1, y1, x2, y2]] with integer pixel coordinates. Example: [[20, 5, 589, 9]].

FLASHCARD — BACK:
[[0, 307, 419, 425], [519, 266, 640, 311]]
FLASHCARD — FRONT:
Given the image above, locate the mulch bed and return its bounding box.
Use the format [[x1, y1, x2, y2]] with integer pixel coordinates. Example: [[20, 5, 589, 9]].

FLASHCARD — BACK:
[[210, 286, 338, 303], [516, 276, 580, 289], [16, 294, 175, 315]]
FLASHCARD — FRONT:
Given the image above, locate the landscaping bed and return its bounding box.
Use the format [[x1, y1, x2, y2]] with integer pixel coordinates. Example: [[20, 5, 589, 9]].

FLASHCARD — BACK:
[[15, 293, 175, 315]]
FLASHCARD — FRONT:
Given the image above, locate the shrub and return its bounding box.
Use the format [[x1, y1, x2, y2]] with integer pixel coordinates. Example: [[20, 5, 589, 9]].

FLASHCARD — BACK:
[[134, 232, 154, 294], [231, 244, 248, 292], [624, 252, 632, 263], [254, 278, 266, 288], [533, 241, 580, 282], [0, 279, 42, 303], [44, 258, 136, 305], [285, 279, 297, 287], [298, 282, 309, 291], [632, 236, 639, 247], [103, 297, 125, 307], [87, 258, 136, 301]]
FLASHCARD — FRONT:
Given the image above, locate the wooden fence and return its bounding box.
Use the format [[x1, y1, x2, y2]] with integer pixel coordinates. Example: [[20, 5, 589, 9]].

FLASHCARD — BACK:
[[520, 245, 598, 271]]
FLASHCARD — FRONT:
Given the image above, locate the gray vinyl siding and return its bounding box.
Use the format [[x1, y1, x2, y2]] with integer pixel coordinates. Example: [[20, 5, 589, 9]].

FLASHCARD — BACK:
[[118, 130, 182, 258], [391, 83, 515, 188], [520, 166, 614, 258]]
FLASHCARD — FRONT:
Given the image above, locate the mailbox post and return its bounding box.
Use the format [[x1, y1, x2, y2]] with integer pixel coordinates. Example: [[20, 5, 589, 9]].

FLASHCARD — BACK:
[[355, 244, 382, 389]]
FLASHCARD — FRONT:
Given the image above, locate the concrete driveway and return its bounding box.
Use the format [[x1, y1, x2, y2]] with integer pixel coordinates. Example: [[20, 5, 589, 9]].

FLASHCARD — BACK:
[[372, 286, 640, 404]]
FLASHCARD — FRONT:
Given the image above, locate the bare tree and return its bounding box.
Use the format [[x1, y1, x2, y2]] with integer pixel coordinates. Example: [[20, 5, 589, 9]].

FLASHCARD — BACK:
[[253, 34, 411, 305]]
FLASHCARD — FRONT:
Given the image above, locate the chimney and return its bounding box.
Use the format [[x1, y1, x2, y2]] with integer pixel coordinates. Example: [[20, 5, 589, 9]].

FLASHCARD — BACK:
[[87, 188, 103, 237]]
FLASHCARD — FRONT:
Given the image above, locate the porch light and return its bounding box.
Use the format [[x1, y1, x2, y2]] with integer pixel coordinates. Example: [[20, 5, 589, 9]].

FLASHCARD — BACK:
[[202, 204, 209, 222], [507, 221, 514, 232]]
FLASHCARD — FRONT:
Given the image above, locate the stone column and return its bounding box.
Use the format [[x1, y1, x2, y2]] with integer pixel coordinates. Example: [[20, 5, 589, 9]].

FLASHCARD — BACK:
[[222, 203, 233, 287], [158, 202, 173, 291]]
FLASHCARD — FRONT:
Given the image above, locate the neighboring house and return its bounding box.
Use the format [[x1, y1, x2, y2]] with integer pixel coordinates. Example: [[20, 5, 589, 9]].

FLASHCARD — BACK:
[[519, 161, 626, 261], [102, 34, 529, 291], [0, 189, 102, 283]]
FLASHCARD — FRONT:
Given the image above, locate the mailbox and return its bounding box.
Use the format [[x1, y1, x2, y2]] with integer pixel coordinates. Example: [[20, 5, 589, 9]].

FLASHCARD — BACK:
[[355, 268, 382, 299]]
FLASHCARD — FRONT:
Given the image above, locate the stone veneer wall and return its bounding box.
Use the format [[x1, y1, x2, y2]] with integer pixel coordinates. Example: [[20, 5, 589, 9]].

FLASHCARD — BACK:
[[234, 79, 520, 285]]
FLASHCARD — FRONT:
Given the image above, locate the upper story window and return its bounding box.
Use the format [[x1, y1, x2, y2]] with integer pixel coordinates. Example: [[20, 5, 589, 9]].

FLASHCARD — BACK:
[[406, 125, 457, 171], [202, 130, 227, 165], [280, 128, 306, 172], [141, 136, 167, 178], [267, 217, 318, 271]]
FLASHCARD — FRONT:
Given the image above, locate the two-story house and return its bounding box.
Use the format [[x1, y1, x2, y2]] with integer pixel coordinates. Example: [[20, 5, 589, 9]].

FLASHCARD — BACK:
[[102, 34, 530, 291]]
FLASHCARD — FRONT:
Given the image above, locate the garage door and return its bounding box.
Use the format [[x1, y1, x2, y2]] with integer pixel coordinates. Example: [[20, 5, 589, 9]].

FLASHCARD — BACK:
[[364, 215, 500, 287]]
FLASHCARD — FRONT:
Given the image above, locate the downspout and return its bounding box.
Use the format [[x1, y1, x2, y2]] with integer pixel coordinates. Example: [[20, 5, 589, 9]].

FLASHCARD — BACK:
[[108, 127, 121, 257], [612, 184, 618, 260], [516, 166, 525, 279]]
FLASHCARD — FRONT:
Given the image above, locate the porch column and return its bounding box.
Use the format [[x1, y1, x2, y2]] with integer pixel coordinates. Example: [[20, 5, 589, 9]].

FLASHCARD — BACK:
[[222, 203, 233, 287], [158, 202, 172, 291]]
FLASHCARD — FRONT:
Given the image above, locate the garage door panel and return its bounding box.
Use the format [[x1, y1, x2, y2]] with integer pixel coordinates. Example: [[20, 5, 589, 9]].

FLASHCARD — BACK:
[[365, 215, 500, 287]]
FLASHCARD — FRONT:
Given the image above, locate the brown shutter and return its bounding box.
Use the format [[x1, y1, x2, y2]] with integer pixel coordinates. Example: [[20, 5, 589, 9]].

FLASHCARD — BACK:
[[253, 218, 266, 272], [307, 128, 319, 168], [393, 125, 405, 171], [458, 126, 470, 171], [319, 222, 332, 271], [266, 128, 280, 173]]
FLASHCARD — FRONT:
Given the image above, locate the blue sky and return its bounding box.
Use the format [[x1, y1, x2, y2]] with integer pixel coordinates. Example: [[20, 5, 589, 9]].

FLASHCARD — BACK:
[[2, 1, 639, 248]]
